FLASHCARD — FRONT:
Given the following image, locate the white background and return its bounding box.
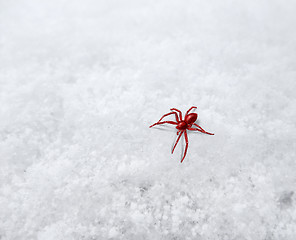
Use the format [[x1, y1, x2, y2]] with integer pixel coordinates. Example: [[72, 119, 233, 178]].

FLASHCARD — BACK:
[[0, 0, 296, 239]]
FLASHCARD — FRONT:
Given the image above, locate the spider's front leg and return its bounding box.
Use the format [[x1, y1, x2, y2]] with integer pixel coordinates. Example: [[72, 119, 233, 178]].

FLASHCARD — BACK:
[[181, 130, 189, 163], [172, 130, 183, 154]]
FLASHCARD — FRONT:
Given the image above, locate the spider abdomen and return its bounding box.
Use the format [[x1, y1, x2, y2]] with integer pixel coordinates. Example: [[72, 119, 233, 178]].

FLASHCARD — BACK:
[[185, 113, 197, 124]]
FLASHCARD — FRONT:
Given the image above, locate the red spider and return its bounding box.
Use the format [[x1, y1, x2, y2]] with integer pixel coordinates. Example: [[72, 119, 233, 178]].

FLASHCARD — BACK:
[[149, 106, 214, 163]]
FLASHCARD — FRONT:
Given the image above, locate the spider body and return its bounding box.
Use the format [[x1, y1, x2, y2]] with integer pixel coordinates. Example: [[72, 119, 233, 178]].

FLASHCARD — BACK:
[[176, 121, 188, 130], [149, 106, 214, 163]]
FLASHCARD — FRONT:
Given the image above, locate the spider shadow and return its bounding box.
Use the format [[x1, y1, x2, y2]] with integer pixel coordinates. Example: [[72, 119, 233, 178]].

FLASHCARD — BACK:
[[150, 125, 183, 154], [170, 130, 205, 161], [150, 126, 176, 132], [151, 123, 208, 162]]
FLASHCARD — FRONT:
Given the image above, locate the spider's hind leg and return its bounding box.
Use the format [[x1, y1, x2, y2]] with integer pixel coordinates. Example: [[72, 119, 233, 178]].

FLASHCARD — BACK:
[[192, 123, 214, 135], [185, 106, 197, 116], [170, 108, 182, 121], [156, 111, 179, 123]]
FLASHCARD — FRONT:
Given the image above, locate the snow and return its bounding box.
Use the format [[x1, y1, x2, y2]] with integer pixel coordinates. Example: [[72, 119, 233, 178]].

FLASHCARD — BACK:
[[0, 0, 296, 239]]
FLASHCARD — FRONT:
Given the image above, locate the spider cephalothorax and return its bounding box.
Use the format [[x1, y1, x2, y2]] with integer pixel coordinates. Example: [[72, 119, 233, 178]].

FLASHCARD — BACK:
[[149, 106, 214, 163]]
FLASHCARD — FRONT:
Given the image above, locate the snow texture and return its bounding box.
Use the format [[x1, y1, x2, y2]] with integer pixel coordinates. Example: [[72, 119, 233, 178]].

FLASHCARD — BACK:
[[0, 0, 296, 239]]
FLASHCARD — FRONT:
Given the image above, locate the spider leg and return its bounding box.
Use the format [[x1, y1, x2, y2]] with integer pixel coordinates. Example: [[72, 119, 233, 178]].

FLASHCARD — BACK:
[[172, 130, 183, 154], [149, 121, 177, 128], [170, 108, 182, 121], [185, 106, 197, 117], [193, 123, 214, 135], [155, 112, 179, 123], [181, 130, 189, 163], [188, 127, 214, 135], [190, 123, 214, 135]]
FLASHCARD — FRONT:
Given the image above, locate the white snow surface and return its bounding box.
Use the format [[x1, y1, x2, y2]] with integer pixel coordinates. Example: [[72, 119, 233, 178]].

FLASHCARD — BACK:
[[0, 0, 296, 239]]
